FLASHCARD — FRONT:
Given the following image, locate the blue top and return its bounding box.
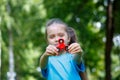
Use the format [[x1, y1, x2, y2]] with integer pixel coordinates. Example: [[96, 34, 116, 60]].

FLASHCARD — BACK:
[[41, 52, 85, 80]]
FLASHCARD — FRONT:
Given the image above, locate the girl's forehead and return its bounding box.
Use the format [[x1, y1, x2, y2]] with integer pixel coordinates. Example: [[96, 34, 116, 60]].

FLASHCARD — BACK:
[[47, 24, 66, 31], [47, 24, 67, 34]]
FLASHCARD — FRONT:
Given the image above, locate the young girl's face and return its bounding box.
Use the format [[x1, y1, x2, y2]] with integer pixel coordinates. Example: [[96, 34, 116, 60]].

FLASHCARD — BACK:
[[46, 23, 69, 46]]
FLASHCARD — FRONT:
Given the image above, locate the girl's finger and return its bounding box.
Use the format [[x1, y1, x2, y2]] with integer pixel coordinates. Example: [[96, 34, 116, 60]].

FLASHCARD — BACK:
[[47, 45, 58, 55], [46, 49, 57, 56], [68, 43, 80, 52], [46, 50, 53, 55], [70, 49, 81, 54], [52, 46, 59, 55], [69, 46, 80, 52]]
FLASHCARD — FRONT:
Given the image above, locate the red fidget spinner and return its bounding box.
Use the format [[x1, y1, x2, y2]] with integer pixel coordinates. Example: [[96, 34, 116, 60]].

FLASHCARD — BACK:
[[56, 39, 68, 52]]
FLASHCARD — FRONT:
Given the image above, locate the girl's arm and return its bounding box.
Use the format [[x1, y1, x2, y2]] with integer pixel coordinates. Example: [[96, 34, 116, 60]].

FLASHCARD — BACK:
[[40, 53, 49, 69], [40, 45, 58, 69], [73, 53, 83, 64], [68, 43, 87, 80], [68, 43, 83, 64], [79, 71, 88, 80]]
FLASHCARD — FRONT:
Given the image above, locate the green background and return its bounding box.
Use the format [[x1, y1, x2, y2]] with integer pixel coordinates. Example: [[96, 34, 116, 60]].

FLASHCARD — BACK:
[[1, 0, 120, 80]]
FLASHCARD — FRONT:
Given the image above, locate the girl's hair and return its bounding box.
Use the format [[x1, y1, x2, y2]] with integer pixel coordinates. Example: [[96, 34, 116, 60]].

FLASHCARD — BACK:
[[46, 18, 68, 27], [67, 27, 78, 45]]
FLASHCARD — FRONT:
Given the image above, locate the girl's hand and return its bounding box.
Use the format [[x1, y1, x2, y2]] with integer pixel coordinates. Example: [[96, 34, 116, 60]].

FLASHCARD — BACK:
[[68, 43, 83, 54], [44, 45, 58, 56]]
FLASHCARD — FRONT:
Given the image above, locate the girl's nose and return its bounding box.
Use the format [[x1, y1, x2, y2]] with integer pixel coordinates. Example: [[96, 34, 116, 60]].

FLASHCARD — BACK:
[[55, 37, 59, 42]]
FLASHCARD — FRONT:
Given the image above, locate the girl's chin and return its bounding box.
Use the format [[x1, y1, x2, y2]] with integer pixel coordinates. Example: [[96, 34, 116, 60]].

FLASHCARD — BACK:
[[59, 51, 67, 54]]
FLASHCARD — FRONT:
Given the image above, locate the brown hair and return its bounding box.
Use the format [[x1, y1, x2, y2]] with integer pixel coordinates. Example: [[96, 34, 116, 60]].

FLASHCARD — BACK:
[[67, 27, 78, 45]]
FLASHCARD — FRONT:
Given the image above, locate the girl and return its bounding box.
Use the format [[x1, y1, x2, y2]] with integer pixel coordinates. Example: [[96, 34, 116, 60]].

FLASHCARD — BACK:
[[40, 18, 85, 80]]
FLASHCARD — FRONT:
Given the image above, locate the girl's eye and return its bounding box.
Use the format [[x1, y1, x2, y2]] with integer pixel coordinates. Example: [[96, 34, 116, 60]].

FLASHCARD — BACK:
[[49, 35, 55, 39], [59, 33, 64, 37]]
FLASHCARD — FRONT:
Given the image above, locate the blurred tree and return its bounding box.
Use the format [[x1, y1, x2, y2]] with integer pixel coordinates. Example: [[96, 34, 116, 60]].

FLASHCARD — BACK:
[[1, 0, 46, 80], [1, 0, 120, 80], [105, 0, 114, 80]]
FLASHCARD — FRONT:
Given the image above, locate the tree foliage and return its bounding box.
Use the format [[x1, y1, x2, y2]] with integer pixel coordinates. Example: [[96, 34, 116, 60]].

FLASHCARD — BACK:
[[1, 0, 120, 80]]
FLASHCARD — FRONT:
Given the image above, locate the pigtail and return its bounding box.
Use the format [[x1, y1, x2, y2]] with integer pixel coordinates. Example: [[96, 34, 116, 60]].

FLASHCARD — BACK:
[[67, 27, 78, 45]]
